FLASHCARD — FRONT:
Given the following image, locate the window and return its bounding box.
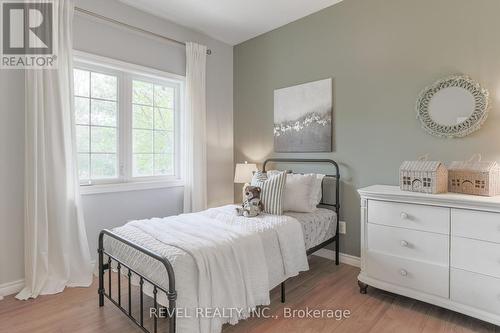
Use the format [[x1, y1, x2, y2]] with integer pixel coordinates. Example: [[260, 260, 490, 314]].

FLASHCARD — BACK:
[[423, 177, 431, 188], [74, 69, 119, 182], [73, 53, 183, 190], [475, 180, 486, 189], [132, 80, 175, 177]]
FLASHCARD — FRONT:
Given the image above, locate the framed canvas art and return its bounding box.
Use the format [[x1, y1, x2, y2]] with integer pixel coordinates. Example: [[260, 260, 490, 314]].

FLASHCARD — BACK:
[[273, 78, 332, 152]]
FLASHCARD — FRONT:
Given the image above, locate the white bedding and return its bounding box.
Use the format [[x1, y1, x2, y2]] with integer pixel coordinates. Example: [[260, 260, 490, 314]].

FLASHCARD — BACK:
[[285, 208, 337, 250], [105, 205, 309, 333]]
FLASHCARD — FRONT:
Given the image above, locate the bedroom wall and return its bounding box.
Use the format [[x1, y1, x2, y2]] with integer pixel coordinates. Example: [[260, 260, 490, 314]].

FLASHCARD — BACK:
[[0, 0, 233, 288], [0, 72, 25, 288], [233, 0, 500, 257]]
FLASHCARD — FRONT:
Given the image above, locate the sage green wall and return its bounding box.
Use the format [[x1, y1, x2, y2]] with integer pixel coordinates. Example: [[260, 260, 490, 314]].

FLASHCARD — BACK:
[[233, 0, 500, 257]]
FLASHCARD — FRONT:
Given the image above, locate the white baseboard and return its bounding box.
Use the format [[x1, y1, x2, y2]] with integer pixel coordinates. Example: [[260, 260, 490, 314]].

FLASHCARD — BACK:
[[312, 248, 361, 268], [0, 279, 25, 298], [0, 260, 96, 300]]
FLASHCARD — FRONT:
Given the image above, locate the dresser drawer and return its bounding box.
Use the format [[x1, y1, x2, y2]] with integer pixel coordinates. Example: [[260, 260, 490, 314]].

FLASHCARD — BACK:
[[366, 250, 449, 298], [451, 236, 500, 278], [451, 268, 500, 316], [452, 209, 500, 244], [367, 223, 448, 265], [368, 200, 449, 234]]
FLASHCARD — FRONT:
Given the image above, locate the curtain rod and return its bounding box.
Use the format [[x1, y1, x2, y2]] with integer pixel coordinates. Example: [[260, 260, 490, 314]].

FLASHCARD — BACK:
[[74, 7, 212, 55]]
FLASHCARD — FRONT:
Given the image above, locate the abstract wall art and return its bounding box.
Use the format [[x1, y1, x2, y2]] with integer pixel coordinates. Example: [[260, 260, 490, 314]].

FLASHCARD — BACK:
[[273, 78, 332, 152]]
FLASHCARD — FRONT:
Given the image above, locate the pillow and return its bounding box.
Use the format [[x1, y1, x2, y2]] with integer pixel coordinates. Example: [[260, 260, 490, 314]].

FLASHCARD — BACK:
[[281, 173, 315, 212], [308, 173, 325, 210], [251, 171, 287, 215], [267, 170, 324, 212], [267, 169, 292, 174]]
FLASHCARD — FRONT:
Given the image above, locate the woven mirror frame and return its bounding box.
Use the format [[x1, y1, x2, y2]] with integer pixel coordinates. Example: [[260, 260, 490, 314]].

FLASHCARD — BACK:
[[416, 75, 490, 138]]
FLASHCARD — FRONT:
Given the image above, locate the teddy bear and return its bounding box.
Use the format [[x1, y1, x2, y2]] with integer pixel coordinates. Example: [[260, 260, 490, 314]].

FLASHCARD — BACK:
[[236, 186, 264, 217]]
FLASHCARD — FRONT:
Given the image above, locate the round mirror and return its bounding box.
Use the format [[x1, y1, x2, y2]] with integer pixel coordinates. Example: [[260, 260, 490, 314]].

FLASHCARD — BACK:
[[416, 75, 489, 138], [428, 87, 475, 126]]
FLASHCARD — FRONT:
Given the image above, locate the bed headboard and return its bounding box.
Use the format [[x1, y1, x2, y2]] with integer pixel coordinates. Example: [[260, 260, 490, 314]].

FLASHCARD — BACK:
[[262, 158, 340, 214]]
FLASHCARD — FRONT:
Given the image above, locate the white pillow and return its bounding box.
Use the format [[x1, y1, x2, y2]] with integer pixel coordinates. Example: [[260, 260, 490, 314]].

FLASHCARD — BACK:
[[283, 173, 315, 212], [308, 173, 325, 211], [268, 170, 315, 213]]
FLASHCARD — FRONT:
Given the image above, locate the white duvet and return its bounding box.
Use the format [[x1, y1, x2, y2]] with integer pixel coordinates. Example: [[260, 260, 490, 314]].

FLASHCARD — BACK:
[[106, 205, 309, 333]]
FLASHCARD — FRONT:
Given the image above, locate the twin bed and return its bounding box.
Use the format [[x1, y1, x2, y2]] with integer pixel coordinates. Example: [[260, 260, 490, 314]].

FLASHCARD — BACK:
[[98, 158, 340, 333]]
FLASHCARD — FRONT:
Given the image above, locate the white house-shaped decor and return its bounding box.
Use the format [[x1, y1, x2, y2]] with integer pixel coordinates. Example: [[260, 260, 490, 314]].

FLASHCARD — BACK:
[[400, 160, 448, 194]]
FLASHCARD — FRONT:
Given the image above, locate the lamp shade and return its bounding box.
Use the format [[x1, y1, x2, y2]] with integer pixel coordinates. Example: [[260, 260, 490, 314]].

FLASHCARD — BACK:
[[234, 162, 258, 184]]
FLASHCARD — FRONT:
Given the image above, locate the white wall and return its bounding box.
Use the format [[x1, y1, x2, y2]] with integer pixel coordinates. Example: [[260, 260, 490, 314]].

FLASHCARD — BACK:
[[0, 0, 233, 287], [0, 71, 25, 286]]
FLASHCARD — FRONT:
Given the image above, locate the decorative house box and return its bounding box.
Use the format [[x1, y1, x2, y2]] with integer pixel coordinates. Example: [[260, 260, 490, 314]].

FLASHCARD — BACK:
[[400, 160, 448, 194], [448, 155, 500, 196]]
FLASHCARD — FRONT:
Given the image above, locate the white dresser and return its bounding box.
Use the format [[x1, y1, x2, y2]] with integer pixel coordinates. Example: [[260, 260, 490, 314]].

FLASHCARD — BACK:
[[358, 185, 500, 326]]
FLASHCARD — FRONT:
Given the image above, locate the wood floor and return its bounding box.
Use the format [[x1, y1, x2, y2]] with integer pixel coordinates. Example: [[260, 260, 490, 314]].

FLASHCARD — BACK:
[[1, 256, 498, 333]]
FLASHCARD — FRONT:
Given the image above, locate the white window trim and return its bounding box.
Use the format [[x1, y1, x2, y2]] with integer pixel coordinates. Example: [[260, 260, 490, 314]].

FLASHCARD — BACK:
[[74, 50, 185, 82], [80, 179, 184, 195], [74, 50, 185, 195]]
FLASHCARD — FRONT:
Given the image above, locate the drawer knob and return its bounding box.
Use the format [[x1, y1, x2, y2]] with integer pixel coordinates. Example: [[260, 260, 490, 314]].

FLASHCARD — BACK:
[[400, 240, 409, 247], [400, 212, 409, 220], [400, 269, 408, 277]]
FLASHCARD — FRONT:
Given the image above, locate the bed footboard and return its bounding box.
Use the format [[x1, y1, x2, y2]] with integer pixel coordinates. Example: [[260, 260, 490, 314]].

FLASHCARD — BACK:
[[98, 229, 177, 333]]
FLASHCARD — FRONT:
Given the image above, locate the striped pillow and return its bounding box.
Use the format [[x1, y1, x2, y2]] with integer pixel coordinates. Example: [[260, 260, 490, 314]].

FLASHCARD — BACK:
[[251, 171, 287, 215]]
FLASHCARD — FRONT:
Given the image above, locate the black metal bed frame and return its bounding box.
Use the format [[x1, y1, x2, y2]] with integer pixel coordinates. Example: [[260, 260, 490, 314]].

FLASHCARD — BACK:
[[262, 158, 341, 302], [98, 158, 340, 333]]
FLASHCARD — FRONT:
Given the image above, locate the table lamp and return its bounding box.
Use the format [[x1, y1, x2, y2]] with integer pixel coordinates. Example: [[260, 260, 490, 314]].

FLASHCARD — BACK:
[[234, 161, 258, 201]]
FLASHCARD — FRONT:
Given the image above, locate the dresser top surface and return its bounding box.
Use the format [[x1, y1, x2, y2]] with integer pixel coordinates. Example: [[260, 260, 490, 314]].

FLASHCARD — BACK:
[[359, 185, 500, 210]]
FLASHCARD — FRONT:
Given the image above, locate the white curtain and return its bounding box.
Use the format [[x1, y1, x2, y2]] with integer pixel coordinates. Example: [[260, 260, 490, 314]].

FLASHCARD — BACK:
[[16, 0, 93, 300], [183, 42, 208, 213]]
